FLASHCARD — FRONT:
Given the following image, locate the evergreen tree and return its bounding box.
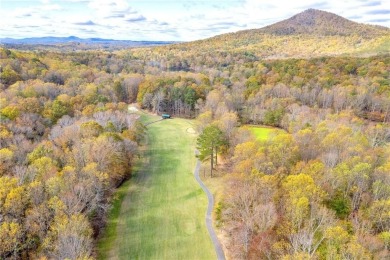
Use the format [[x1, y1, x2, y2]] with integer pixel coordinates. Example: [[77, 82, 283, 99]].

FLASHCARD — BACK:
[[196, 125, 226, 177]]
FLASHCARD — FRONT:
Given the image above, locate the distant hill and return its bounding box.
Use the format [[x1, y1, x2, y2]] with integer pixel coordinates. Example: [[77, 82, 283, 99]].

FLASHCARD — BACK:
[[149, 9, 390, 60], [0, 36, 177, 51], [259, 9, 389, 37]]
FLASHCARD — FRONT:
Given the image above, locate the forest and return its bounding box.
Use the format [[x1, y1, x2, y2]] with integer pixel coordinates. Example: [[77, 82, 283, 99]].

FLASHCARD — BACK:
[[1, 15, 389, 258], [0, 47, 145, 258]]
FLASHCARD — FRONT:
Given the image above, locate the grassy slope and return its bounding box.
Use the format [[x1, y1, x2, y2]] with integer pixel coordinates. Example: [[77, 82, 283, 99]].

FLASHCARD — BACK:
[[98, 115, 215, 259]]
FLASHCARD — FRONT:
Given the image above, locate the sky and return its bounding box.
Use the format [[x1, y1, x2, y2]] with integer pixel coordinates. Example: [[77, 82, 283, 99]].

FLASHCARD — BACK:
[[0, 0, 389, 41]]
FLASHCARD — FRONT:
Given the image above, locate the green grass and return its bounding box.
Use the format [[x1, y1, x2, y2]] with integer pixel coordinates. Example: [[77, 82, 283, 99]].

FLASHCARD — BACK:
[[97, 180, 131, 259], [248, 126, 274, 141], [97, 115, 216, 259]]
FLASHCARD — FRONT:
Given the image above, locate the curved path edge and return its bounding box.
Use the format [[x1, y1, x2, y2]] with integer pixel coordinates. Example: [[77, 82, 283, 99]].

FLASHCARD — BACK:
[[194, 154, 226, 260]]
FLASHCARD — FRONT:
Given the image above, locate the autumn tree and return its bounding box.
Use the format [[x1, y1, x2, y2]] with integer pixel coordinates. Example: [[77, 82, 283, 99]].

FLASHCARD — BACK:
[[223, 177, 277, 258], [43, 214, 93, 259], [0, 221, 23, 258]]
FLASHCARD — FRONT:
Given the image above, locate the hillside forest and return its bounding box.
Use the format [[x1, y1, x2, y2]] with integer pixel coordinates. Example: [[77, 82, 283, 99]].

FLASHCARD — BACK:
[[1, 10, 390, 259]]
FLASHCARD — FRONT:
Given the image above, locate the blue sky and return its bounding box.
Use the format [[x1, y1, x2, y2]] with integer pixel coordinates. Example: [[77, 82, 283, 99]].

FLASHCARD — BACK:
[[0, 0, 389, 41]]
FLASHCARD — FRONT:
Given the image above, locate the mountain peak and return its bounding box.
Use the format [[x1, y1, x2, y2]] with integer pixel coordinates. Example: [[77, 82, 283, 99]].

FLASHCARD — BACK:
[[260, 8, 389, 37]]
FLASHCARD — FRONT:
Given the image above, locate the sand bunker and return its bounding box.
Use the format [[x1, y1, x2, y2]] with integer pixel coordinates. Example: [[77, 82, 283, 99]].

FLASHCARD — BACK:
[[128, 106, 139, 112], [186, 127, 196, 134]]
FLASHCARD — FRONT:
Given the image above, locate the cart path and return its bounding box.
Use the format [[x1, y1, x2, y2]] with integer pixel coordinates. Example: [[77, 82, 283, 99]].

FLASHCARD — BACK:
[[193, 154, 226, 260], [144, 118, 164, 126]]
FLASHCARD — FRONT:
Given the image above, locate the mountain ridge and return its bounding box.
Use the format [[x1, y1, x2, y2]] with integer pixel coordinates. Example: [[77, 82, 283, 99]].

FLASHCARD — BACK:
[[169, 8, 390, 59], [257, 8, 390, 37], [0, 36, 177, 46]]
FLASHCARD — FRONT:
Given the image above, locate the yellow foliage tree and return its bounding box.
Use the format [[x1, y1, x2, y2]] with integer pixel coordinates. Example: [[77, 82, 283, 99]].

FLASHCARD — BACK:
[[0, 221, 23, 257]]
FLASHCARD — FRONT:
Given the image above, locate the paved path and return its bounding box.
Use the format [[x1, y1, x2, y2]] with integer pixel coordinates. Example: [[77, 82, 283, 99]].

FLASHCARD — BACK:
[[193, 154, 226, 260]]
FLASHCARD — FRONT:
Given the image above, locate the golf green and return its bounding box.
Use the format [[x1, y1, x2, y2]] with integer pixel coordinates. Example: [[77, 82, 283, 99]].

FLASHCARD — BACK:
[[248, 125, 274, 141]]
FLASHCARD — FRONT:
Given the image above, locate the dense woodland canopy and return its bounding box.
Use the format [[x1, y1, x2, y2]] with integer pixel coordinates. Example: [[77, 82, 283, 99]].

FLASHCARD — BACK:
[[0, 47, 146, 258], [1, 9, 390, 259]]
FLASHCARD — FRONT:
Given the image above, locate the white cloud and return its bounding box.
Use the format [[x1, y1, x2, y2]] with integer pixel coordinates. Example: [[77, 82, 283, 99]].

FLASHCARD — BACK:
[[41, 4, 62, 11], [88, 0, 134, 18]]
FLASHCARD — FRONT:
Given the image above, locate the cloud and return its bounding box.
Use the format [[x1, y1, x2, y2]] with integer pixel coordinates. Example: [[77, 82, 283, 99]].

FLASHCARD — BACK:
[[12, 8, 37, 18], [104, 8, 138, 19], [182, 1, 201, 10], [366, 9, 390, 15], [106, 14, 125, 18], [88, 0, 135, 18], [209, 21, 247, 28], [65, 0, 90, 2], [368, 18, 390, 22], [13, 25, 40, 29], [73, 20, 96, 26], [348, 15, 362, 19], [361, 1, 381, 6], [305, 1, 329, 9], [41, 4, 62, 11], [190, 14, 206, 19], [125, 15, 146, 23], [77, 28, 97, 33]]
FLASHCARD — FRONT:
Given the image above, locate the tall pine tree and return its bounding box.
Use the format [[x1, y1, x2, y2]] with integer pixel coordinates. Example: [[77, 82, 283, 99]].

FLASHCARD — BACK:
[[196, 125, 226, 177]]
